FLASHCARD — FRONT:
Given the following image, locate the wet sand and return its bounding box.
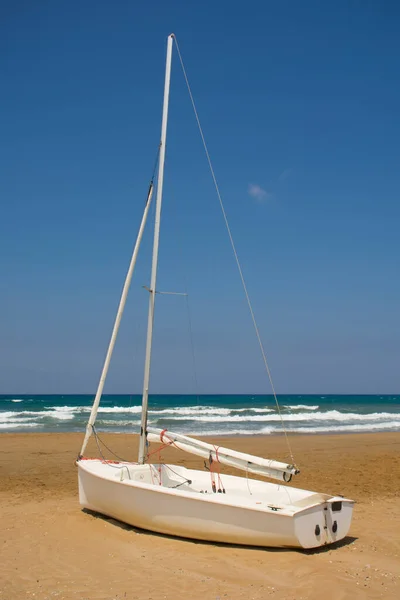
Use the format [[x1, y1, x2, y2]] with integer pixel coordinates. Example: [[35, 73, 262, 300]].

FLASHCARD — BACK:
[[1, 432, 399, 599]]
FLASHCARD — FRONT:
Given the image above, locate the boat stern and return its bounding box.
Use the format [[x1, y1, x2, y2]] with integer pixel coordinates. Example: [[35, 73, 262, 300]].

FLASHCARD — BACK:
[[294, 496, 354, 549]]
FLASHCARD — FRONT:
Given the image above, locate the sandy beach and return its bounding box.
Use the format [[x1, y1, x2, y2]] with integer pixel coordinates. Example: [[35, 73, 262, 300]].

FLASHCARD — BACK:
[[1, 431, 399, 599]]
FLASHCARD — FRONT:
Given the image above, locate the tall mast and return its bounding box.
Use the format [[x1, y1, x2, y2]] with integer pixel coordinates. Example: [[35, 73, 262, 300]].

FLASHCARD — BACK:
[[138, 34, 174, 464]]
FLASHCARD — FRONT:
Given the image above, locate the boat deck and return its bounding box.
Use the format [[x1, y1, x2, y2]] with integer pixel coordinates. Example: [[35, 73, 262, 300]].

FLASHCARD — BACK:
[[79, 459, 345, 516]]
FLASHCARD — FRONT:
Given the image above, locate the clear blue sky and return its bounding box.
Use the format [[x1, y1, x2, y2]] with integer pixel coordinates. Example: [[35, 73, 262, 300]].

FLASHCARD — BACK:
[[1, 1, 399, 394]]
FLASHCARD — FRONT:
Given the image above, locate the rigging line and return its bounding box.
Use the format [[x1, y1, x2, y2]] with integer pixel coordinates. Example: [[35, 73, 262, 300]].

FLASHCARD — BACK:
[[92, 427, 131, 478], [150, 143, 162, 185], [164, 464, 193, 487], [164, 173, 201, 406], [93, 426, 131, 463], [185, 290, 201, 405], [173, 36, 296, 465]]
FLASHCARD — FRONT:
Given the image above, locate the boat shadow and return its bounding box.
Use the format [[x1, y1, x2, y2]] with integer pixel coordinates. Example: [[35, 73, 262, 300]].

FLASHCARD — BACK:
[[302, 535, 357, 554], [82, 509, 357, 553]]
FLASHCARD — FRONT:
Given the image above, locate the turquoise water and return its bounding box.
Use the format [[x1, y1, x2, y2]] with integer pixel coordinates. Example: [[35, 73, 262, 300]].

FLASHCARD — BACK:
[[0, 394, 399, 435]]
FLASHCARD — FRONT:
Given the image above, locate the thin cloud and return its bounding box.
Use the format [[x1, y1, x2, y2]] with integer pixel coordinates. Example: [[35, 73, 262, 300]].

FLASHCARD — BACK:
[[248, 183, 269, 203], [278, 168, 292, 182]]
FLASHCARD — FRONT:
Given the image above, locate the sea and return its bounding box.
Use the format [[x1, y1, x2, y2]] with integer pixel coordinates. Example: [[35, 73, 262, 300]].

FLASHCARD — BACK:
[[0, 394, 399, 436]]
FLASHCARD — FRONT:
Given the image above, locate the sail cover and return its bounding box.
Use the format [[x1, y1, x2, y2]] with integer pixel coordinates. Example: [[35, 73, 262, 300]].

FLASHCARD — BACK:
[[147, 427, 299, 483]]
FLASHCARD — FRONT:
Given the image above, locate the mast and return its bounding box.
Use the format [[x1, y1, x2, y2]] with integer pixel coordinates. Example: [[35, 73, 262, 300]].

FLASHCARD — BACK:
[[79, 183, 154, 458], [138, 34, 174, 464]]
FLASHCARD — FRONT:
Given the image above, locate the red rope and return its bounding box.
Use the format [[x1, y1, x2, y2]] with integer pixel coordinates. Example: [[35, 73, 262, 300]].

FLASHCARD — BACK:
[[210, 445, 224, 493], [145, 430, 178, 485], [146, 436, 177, 459]]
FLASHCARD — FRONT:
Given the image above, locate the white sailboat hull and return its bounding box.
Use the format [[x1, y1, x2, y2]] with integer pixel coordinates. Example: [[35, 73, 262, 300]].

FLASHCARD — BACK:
[[78, 460, 353, 549]]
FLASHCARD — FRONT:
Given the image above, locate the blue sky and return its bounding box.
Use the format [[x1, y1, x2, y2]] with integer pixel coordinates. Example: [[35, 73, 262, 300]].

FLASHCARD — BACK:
[[1, 1, 399, 394]]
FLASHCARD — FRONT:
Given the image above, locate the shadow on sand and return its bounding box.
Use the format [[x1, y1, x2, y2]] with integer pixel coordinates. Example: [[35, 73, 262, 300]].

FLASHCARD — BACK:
[[82, 509, 357, 553]]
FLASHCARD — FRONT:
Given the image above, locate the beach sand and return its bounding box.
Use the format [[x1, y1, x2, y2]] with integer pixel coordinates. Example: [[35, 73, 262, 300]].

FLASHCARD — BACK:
[[1, 432, 399, 599]]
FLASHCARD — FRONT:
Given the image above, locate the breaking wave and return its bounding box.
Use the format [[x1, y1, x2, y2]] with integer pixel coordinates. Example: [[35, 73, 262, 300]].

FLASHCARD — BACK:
[[284, 404, 319, 410], [1, 395, 399, 434]]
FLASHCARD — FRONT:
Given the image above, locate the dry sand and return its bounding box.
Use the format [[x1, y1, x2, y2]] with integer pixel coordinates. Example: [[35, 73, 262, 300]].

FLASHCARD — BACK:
[[0, 432, 399, 599]]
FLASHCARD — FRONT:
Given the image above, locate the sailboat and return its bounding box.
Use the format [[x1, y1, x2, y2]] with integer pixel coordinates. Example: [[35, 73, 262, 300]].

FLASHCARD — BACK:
[[77, 34, 354, 549]]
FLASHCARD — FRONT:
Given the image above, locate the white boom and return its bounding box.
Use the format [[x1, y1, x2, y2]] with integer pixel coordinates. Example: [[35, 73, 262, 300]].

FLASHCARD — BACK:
[[147, 427, 299, 483]]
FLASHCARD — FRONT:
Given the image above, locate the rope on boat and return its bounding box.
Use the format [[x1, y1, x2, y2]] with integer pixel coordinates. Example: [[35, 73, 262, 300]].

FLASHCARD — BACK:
[[146, 436, 193, 488], [210, 445, 225, 493], [92, 426, 130, 463], [173, 36, 296, 466]]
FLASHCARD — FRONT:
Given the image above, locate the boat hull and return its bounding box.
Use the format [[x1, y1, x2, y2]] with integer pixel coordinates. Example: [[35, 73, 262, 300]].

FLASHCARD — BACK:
[[78, 460, 353, 549]]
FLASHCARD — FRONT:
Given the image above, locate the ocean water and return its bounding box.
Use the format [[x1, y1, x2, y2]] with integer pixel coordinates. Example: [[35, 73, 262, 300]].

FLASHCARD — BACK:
[[0, 394, 399, 436]]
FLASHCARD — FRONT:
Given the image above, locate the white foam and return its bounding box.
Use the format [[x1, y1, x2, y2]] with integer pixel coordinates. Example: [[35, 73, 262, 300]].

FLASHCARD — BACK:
[[2, 400, 399, 436], [0, 410, 49, 419], [235, 407, 274, 414], [44, 405, 88, 414], [47, 405, 143, 414], [151, 406, 233, 417], [0, 409, 75, 422], [47, 406, 78, 412], [0, 422, 39, 429], [187, 428, 275, 436], [0, 411, 18, 421], [0, 412, 41, 424], [284, 405, 319, 411], [41, 405, 275, 417], [97, 419, 142, 427], [98, 406, 142, 414], [92, 421, 400, 436], [150, 406, 274, 416], [156, 414, 276, 423], [151, 410, 400, 423], [10, 404, 275, 418], [44, 411, 75, 421], [268, 422, 400, 434]]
